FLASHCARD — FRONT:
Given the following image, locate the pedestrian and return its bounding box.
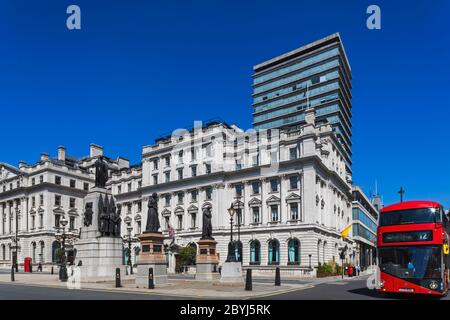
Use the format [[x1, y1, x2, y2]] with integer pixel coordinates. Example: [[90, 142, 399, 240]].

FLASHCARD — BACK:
[[356, 264, 361, 276], [38, 262, 42, 272]]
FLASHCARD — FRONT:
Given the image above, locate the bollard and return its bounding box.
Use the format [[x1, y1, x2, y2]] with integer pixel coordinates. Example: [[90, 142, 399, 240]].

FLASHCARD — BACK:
[[30, 264, 33, 273], [11, 266, 15, 282], [148, 268, 154, 289], [245, 269, 252, 291], [51, 266, 54, 275], [275, 267, 281, 286], [115, 268, 121, 288]]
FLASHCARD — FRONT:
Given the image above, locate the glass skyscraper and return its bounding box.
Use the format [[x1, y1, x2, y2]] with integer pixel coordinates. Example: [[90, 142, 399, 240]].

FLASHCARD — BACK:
[[252, 33, 352, 171]]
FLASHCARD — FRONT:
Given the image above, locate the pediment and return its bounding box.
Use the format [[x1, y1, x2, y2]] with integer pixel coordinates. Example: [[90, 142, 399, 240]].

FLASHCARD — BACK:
[[266, 195, 281, 203], [187, 205, 198, 212], [248, 198, 262, 206]]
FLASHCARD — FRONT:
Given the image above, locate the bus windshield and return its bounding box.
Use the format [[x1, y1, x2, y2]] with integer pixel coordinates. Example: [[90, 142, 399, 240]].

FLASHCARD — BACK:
[[379, 208, 441, 227], [378, 245, 441, 280]]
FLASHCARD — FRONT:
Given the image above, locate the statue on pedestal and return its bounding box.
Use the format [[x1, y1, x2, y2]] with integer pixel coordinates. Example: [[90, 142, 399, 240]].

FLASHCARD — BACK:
[[94, 156, 109, 188], [145, 193, 160, 233], [83, 203, 93, 227], [201, 206, 214, 240]]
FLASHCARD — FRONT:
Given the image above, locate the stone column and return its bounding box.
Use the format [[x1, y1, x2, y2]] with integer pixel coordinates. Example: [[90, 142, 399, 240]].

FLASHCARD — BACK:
[[0, 202, 4, 235]]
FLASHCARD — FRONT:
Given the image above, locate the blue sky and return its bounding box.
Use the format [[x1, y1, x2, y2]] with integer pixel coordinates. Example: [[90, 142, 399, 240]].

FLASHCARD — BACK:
[[0, 0, 449, 207]]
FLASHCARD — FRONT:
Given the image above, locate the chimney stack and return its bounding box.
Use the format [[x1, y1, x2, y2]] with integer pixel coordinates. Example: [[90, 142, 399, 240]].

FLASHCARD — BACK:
[[18, 160, 26, 169], [40, 153, 49, 162], [90, 144, 103, 158], [58, 146, 66, 161]]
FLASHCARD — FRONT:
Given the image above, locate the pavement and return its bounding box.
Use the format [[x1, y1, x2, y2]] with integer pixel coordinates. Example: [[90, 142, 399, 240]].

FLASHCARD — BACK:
[[0, 271, 310, 300]]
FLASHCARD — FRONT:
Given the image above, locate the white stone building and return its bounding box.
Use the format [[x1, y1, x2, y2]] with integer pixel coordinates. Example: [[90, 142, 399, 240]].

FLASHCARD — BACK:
[[111, 110, 355, 277], [0, 144, 129, 268]]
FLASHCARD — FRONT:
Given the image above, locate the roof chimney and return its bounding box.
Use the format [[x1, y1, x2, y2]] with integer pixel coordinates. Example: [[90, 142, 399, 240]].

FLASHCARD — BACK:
[[40, 153, 49, 162], [58, 146, 66, 161], [90, 144, 103, 158], [18, 160, 26, 169]]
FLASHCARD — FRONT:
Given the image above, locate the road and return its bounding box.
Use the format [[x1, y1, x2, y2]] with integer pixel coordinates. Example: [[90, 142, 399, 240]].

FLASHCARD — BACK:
[[0, 275, 444, 300]]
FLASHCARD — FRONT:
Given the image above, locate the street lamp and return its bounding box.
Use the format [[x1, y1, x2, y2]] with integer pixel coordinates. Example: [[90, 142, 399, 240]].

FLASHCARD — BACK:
[[12, 206, 20, 272], [226, 204, 237, 263], [123, 224, 134, 275], [58, 217, 69, 282]]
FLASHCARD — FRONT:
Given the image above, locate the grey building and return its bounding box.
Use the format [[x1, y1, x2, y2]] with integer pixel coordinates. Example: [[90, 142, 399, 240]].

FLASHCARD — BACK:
[[252, 33, 352, 173]]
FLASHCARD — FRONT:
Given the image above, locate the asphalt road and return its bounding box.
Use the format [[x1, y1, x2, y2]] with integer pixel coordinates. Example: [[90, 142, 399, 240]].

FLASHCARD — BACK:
[[0, 275, 445, 300]]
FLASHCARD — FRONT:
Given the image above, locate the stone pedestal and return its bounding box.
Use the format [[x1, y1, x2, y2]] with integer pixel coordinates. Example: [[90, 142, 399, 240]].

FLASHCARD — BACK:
[[220, 262, 243, 284], [75, 188, 125, 281], [195, 239, 219, 281], [135, 232, 168, 287]]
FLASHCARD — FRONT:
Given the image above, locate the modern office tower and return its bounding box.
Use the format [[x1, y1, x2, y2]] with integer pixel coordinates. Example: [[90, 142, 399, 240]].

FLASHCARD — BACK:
[[252, 33, 352, 172]]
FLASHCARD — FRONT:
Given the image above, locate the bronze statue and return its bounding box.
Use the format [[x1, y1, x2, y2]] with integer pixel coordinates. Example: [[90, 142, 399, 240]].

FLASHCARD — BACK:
[[145, 193, 160, 232], [201, 206, 214, 240], [94, 156, 109, 188], [83, 202, 93, 227]]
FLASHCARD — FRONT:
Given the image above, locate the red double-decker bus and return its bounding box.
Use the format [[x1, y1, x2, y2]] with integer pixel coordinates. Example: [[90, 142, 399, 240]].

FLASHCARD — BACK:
[[377, 200, 449, 296]]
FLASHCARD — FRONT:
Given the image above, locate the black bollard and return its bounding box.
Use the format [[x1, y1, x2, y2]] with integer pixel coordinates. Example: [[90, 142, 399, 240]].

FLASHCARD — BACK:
[[11, 266, 15, 282], [148, 267, 154, 289], [115, 268, 121, 288], [245, 269, 252, 291], [30, 264, 33, 273], [51, 266, 54, 275], [275, 267, 281, 286]]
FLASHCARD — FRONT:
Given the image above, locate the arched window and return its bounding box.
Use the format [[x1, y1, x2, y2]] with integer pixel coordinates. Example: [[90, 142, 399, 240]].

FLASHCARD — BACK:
[[52, 241, 61, 263], [234, 240, 243, 263], [288, 238, 300, 265], [250, 240, 260, 265], [39, 241, 45, 263], [268, 239, 280, 265]]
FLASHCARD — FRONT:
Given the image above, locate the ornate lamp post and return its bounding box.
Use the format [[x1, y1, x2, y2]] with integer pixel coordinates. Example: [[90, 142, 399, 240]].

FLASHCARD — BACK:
[[12, 207, 20, 272], [123, 224, 134, 275], [225, 204, 237, 263], [56, 217, 69, 282]]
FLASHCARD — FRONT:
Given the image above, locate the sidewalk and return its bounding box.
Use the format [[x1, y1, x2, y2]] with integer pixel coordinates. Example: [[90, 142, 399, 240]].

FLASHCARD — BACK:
[[0, 273, 310, 299]]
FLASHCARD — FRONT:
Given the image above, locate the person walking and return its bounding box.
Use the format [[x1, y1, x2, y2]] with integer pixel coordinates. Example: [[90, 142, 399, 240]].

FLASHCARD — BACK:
[[356, 264, 361, 276]]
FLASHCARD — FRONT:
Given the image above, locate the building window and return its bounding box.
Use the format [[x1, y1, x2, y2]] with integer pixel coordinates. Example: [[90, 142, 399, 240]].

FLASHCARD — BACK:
[[205, 187, 212, 200], [252, 181, 260, 195], [191, 190, 198, 202], [137, 202, 142, 213], [289, 147, 298, 160], [290, 203, 299, 220], [252, 207, 260, 224], [55, 214, 61, 228], [127, 183, 132, 193], [177, 215, 183, 230], [177, 193, 184, 204], [70, 179, 76, 188], [268, 239, 280, 265], [55, 195, 61, 207], [164, 216, 170, 231], [55, 176, 61, 185], [270, 205, 279, 222], [32, 197, 36, 207], [118, 185, 122, 194], [290, 176, 299, 190], [40, 195, 44, 206], [177, 169, 183, 180], [138, 181, 142, 189], [250, 240, 261, 265], [191, 148, 196, 161], [270, 179, 278, 192], [69, 216, 75, 230], [191, 213, 196, 228], [236, 209, 243, 225], [165, 195, 171, 207], [153, 174, 158, 185], [191, 166, 197, 177], [288, 239, 300, 265], [235, 185, 243, 198], [152, 159, 158, 170], [165, 172, 170, 183], [137, 221, 142, 234], [127, 203, 132, 214], [83, 183, 89, 191], [31, 215, 35, 229], [31, 178, 35, 186], [205, 163, 211, 174], [178, 150, 184, 164], [40, 175, 44, 183], [39, 214, 43, 228], [235, 241, 243, 263], [69, 198, 76, 208], [165, 156, 171, 167]]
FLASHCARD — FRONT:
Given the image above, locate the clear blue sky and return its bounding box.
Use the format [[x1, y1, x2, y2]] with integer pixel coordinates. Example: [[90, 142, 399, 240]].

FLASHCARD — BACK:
[[0, 0, 449, 207]]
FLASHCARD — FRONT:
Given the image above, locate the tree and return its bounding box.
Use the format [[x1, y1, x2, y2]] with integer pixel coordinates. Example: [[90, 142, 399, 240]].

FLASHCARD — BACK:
[[179, 246, 196, 266]]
